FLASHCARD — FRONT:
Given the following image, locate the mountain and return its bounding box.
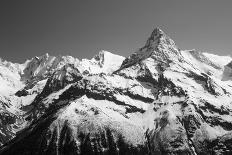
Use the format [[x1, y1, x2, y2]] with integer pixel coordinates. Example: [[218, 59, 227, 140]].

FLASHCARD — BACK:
[[0, 28, 232, 154]]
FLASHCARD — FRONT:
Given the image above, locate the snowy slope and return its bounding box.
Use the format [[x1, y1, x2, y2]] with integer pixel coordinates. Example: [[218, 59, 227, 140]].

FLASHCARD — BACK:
[[203, 52, 232, 67], [80, 50, 125, 74]]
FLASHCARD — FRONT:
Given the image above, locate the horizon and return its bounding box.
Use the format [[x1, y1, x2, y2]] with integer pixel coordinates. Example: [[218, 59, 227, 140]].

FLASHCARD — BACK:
[[1, 0, 232, 63]]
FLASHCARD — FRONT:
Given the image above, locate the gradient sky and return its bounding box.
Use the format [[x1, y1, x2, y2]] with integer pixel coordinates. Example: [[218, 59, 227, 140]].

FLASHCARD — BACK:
[[0, 0, 232, 63]]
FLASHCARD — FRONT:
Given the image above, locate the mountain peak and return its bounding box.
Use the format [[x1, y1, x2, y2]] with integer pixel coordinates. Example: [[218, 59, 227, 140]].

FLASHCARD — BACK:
[[117, 27, 181, 72], [93, 50, 112, 61], [144, 27, 176, 50], [41, 53, 50, 59], [144, 27, 163, 47], [150, 27, 165, 38]]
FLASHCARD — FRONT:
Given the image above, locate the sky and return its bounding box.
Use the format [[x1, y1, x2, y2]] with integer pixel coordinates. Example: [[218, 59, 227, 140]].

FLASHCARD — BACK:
[[0, 0, 232, 63]]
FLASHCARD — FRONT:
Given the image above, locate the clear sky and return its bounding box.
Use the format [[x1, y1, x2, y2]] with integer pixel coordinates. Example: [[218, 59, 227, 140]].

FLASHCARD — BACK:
[[0, 0, 232, 63]]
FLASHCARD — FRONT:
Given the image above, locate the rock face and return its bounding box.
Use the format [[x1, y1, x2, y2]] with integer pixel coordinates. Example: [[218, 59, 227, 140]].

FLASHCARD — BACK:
[[0, 28, 232, 155], [222, 61, 232, 81]]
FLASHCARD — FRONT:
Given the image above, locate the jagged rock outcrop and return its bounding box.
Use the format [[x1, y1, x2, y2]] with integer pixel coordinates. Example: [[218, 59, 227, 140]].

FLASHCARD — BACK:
[[222, 61, 232, 81]]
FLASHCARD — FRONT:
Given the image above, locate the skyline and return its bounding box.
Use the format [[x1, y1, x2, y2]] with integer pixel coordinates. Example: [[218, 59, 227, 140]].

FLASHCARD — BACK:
[[0, 0, 232, 63]]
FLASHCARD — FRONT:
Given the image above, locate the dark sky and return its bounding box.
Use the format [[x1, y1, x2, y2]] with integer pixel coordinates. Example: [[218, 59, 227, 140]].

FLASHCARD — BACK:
[[0, 0, 232, 63]]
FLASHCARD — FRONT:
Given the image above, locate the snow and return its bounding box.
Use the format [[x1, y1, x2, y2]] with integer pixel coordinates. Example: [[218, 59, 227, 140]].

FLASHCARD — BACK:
[[16, 79, 48, 107], [80, 50, 125, 74], [0, 63, 24, 95], [203, 52, 232, 67], [18, 94, 37, 107], [22, 54, 79, 81], [27, 79, 47, 95], [56, 95, 143, 133]]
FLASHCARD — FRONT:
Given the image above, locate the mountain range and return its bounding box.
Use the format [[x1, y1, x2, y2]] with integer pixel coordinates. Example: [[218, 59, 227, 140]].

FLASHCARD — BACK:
[[0, 28, 232, 154]]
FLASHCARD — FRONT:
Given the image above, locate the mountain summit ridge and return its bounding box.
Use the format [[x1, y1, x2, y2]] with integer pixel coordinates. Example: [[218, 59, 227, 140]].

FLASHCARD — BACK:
[[116, 27, 183, 73]]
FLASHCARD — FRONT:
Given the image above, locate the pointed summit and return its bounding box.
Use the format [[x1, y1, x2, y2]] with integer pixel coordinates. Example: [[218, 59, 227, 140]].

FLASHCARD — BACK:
[[117, 27, 182, 72], [143, 27, 177, 51], [143, 27, 164, 48], [149, 27, 165, 39], [41, 53, 50, 60]]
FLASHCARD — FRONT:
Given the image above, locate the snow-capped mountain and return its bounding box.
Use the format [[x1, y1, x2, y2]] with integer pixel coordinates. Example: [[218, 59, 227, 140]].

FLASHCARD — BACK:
[[0, 28, 232, 154]]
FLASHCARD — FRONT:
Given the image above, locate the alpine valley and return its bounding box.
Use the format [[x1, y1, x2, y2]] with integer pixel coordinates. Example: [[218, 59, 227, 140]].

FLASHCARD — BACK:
[[0, 28, 232, 155]]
